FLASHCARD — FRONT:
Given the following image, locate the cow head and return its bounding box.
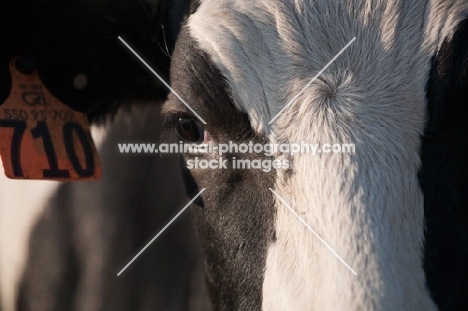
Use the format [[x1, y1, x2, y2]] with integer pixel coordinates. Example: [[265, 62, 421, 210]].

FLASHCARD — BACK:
[[160, 1, 468, 310]]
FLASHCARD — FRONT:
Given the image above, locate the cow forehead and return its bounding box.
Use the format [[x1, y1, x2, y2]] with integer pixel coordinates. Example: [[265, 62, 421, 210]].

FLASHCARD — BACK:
[[185, 1, 468, 309], [188, 0, 468, 137]]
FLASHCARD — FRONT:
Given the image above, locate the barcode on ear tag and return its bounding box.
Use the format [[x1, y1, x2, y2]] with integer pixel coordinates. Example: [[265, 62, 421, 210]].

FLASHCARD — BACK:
[[0, 58, 102, 180]]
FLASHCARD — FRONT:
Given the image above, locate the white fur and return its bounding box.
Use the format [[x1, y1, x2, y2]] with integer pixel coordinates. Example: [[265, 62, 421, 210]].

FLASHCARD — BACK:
[[189, 0, 468, 310]]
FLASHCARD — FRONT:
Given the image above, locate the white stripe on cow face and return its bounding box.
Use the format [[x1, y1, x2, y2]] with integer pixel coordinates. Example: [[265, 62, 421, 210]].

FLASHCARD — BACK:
[[188, 0, 468, 310]]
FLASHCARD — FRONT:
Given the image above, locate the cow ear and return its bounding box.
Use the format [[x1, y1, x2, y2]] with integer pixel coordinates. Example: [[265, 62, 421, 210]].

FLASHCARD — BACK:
[[76, 0, 195, 122], [0, 0, 192, 122]]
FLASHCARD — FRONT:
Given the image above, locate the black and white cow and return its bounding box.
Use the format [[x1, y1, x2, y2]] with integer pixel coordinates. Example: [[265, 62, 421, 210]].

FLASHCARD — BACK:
[[161, 1, 468, 309], [8, 0, 468, 310]]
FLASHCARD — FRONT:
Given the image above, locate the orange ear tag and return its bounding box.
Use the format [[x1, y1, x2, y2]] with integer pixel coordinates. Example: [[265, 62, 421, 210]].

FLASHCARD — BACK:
[[0, 58, 102, 180]]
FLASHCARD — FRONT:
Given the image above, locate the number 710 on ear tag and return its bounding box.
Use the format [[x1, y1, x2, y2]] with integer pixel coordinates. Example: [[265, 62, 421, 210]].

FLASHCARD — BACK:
[[0, 58, 102, 180]]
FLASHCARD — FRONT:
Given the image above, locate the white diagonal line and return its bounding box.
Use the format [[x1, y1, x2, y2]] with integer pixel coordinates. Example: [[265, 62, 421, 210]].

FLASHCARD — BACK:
[[269, 188, 357, 275], [118, 36, 207, 124], [268, 37, 356, 125], [117, 188, 206, 276]]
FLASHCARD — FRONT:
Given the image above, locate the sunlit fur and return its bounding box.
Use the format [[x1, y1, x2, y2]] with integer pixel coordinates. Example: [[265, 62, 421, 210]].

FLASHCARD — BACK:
[[189, 1, 468, 309]]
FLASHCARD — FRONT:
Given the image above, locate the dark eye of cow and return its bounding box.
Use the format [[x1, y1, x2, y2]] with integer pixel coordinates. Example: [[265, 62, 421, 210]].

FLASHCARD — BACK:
[[176, 117, 205, 143]]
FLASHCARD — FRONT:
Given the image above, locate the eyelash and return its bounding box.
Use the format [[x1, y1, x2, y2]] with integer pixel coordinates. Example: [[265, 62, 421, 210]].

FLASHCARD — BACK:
[[162, 112, 208, 144], [162, 112, 194, 134]]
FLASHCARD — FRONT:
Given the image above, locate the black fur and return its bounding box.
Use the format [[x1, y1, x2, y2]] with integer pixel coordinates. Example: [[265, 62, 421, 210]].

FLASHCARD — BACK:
[[421, 17, 468, 311], [0, 0, 188, 121], [167, 29, 277, 310]]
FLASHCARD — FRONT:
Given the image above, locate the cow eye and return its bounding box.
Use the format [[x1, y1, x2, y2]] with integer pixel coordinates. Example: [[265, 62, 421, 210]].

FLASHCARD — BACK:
[[176, 117, 205, 143]]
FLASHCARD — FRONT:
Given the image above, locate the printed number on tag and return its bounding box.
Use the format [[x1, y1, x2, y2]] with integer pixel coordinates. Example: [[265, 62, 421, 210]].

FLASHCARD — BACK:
[[0, 58, 102, 180]]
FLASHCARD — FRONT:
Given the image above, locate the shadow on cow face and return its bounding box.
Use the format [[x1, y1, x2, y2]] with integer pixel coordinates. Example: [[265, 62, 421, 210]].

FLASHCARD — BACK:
[[161, 25, 279, 309]]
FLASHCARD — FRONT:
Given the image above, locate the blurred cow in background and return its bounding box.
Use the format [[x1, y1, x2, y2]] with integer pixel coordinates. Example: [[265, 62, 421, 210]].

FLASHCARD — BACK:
[[1, 1, 209, 310], [15, 107, 210, 311]]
